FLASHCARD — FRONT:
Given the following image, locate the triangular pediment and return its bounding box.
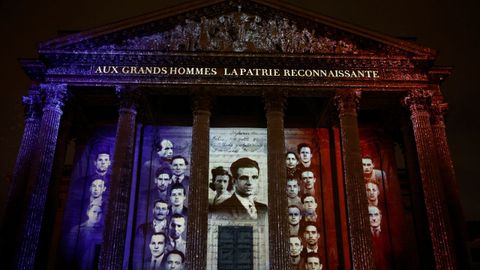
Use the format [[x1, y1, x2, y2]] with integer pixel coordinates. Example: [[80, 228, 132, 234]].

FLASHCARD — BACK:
[[39, 0, 435, 59]]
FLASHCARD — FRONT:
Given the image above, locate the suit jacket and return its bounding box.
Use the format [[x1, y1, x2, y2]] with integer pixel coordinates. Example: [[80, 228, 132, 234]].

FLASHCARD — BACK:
[[212, 193, 268, 220]]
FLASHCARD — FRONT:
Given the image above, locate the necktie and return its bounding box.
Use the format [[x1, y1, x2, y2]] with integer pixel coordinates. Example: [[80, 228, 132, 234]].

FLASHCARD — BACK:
[[248, 203, 257, 219]]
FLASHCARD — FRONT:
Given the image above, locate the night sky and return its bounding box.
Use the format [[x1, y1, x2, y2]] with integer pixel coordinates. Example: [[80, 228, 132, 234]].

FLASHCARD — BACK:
[[1, 0, 479, 220]]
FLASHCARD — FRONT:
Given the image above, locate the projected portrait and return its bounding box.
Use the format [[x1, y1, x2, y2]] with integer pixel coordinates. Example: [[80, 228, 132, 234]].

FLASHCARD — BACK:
[[133, 126, 192, 269]]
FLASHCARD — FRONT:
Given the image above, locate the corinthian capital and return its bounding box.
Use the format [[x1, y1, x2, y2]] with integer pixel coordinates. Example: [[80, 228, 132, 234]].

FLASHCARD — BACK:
[[22, 85, 42, 120], [334, 89, 361, 116], [402, 89, 433, 113], [430, 102, 448, 125], [41, 83, 67, 112]]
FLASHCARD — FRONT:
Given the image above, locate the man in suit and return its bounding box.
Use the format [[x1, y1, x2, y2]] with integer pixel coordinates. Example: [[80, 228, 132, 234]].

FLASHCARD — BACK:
[[212, 157, 268, 220], [167, 214, 187, 254], [150, 167, 173, 202], [297, 143, 313, 172], [142, 233, 167, 270], [362, 156, 386, 184], [168, 183, 188, 218]]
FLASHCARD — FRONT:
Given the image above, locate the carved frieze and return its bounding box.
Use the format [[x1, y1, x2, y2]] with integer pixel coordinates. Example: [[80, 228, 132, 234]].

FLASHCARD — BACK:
[[97, 12, 365, 54]]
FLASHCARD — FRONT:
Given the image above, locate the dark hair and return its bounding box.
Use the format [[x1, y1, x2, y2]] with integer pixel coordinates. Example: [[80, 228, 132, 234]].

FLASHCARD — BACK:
[[300, 221, 318, 234], [150, 232, 167, 241], [171, 155, 189, 165], [301, 194, 316, 203], [230, 157, 259, 179], [153, 199, 169, 208], [93, 149, 110, 160], [297, 143, 312, 154], [169, 182, 185, 196], [155, 167, 172, 178], [170, 213, 186, 222], [209, 166, 233, 191], [362, 155, 374, 163], [288, 204, 302, 212], [305, 251, 321, 261], [166, 250, 185, 263], [286, 151, 299, 160]]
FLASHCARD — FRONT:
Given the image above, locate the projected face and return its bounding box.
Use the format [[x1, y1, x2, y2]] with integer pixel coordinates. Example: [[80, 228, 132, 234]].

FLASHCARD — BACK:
[[288, 206, 301, 225], [306, 256, 322, 270], [158, 139, 174, 160], [301, 171, 316, 190], [170, 217, 186, 239], [90, 179, 106, 199], [287, 179, 300, 198], [94, 153, 111, 174], [234, 167, 259, 198], [299, 146, 312, 164], [362, 158, 374, 175], [171, 158, 187, 176], [166, 253, 183, 270], [214, 175, 230, 194], [303, 225, 320, 246], [170, 188, 186, 207], [286, 153, 299, 169], [368, 206, 382, 229], [149, 234, 166, 258], [289, 236, 303, 256], [86, 204, 102, 224], [303, 196, 317, 213], [155, 173, 172, 192], [153, 201, 169, 221], [366, 182, 379, 203]]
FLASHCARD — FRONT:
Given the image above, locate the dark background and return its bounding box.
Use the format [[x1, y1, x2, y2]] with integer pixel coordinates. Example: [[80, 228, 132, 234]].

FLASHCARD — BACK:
[[1, 0, 478, 223]]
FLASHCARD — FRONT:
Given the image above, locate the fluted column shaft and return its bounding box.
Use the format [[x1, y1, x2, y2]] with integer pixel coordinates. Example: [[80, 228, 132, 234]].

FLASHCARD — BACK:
[[334, 90, 375, 270], [403, 90, 457, 269], [15, 83, 67, 270], [186, 92, 212, 270], [99, 86, 139, 269], [264, 90, 290, 270], [431, 102, 469, 268]]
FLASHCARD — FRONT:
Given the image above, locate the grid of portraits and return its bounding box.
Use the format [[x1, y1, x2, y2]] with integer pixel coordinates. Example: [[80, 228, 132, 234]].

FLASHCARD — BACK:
[[132, 126, 192, 270], [285, 129, 327, 270], [59, 127, 115, 269]]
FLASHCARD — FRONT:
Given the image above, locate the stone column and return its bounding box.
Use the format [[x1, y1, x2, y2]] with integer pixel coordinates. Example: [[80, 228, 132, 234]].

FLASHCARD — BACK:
[[402, 89, 457, 269], [431, 101, 468, 268], [15, 83, 67, 270], [99, 85, 139, 269], [263, 90, 290, 270], [186, 91, 212, 270], [334, 90, 375, 270]]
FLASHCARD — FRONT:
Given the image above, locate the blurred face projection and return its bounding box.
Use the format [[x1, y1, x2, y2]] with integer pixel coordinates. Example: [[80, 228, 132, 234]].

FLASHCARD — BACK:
[[153, 202, 169, 221], [214, 175, 230, 194], [303, 196, 317, 213], [289, 236, 303, 256], [170, 217, 186, 239], [166, 253, 183, 270], [234, 167, 259, 198], [306, 256, 322, 270], [155, 173, 171, 192], [304, 225, 320, 246], [149, 234, 166, 258], [90, 179, 106, 199], [94, 153, 111, 174], [366, 182, 379, 205], [368, 205, 382, 229], [286, 152, 298, 169], [287, 179, 299, 198], [170, 188, 186, 207], [362, 158, 374, 175], [158, 139, 174, 160], [299, 146, 312, 164], [171, 158, 187, 176], [86, 204, 102, 225], [288, 206, 301, 225], [301, 171, 316, 190]]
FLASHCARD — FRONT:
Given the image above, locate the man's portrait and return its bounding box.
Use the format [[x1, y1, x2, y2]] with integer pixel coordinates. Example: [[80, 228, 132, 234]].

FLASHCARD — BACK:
[[170, 155, 189, 186], [286, 151, 300, 178], [151, 167, 173, 202], [302, 222, 320, 253], [167, 214, 187, 254], [144, 138, 175, 171], [301, 170, 316, 196], [368, 205, 382, 237], [297, 143, 313, 171], [146, 233, 167, 270], [89, 179, 106, 206], [305, 252, 323, 270], [168, 183, 188, 217], [92, 151, 111, 178], [287, 178, 302, 208], [211, 157, 268, 220], [289, 235, 304, 266], [165, 250, 185, 270], [365, 180, 380, 207], [302, 195, 318, 222], [362, 156, 386, 184]]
